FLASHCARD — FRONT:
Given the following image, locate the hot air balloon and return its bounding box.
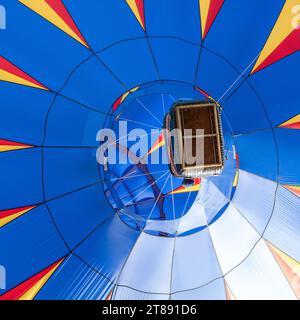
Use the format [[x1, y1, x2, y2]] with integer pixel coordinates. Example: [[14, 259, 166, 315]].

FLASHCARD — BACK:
[[0, 0, 300, 300]]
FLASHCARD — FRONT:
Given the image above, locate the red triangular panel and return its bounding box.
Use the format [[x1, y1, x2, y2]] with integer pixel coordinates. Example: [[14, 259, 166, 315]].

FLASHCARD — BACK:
[[45, 0, 89, 48], [0, 259, 64, 300], [203, 0, 224, 39], [252, 29, 300, 74], [0, 56, 48, 90]]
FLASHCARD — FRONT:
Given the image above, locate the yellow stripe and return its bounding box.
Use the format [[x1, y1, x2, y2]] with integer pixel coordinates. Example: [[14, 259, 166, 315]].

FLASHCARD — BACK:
[[170, 184, 200, 195], [0, 69, 46, 90], [290, 185, 300, 192], [279, 114, 300, 127], [121, 91, 130, 103], [199, 0, 211, 38], [19, 0, 88, 48], [233, 170, 239, 187], [126, 0, 144, 29], [18, 260, 64, 300], [286, 185, 300, 194], [129, 86, 139, 94], [121, 87, 139, 103], [0, 144, 32, 152], [268, 243, 300, 277], [147, 140, 165, 156], [252, 0, 298, 73], [0, 207, 34, 228]]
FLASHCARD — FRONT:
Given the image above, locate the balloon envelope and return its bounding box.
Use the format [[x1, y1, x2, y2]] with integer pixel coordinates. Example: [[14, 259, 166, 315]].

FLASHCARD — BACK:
[[0, 0, 300, 300]]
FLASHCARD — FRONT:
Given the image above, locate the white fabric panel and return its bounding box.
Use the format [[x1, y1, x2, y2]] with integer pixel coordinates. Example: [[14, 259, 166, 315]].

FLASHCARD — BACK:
[[171, 229, 222, 292], [113, 286, 167, 300], [176, 192, 208, 234], [225, 239, 297, 300], [197, 178, 229, 223], [265, 185, 300, 261], [209, 203, 260, 274], [232, 170, 277, 234], [171, 278, 226, 300], [117, 232, 174, 293]]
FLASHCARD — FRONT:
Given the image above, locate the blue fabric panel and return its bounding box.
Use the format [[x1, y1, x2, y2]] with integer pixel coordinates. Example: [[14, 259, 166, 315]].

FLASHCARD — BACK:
[[43, 148, 100, 200], [47, 184, 113, 249], [0, 148, 43, 209]]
